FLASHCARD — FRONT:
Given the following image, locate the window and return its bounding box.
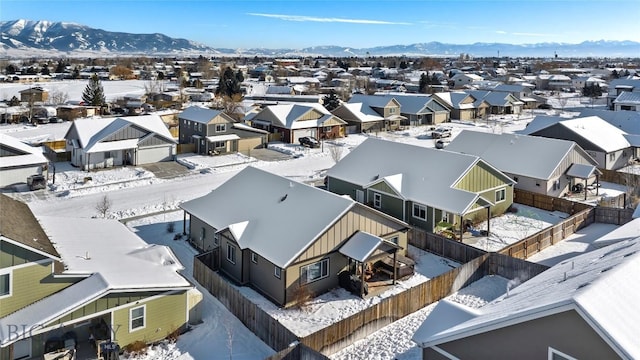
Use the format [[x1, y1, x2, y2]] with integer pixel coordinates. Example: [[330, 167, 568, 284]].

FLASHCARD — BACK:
[[274, 266, 281, 279], [609, 153, 615, 161], [300, 259, 329, 284], [213, 233, 220, 246], [226, 243, 236, 264], [441, 212, 450, 223], [495, 188, 506, 202], [200, 227, 206, 241], [548, 347, 578, 360], [104, 151, 111, 158], [323, 126, 332, 132], [388, 236, 399, 244], [129, 305, 145, 331], [0, 272, 10, 297], [389, 107, 396, 114], [215, 124, 226, 132], [373, 193, 382, 209], [213, 141, 226, 149], [198, 123, 202, 132], [251, 252, 258, 264], [413, 203, 427, 220]]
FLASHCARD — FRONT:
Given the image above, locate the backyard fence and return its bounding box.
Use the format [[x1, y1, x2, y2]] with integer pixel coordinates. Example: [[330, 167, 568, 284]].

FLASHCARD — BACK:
[[408, 228, 487, 263], [193, 250, 547, 356]]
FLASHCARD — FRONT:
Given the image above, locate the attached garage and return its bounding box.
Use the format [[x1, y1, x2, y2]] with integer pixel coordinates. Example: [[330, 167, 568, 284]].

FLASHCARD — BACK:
[[137, 145, 175, 164], [237, 137, 264, 153], [293, 128, 316, 143]]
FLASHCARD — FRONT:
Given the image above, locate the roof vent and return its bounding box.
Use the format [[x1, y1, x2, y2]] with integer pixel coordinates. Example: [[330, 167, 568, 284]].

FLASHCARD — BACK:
[[372, 174, 379, 181], [279, 194, 288, 203]]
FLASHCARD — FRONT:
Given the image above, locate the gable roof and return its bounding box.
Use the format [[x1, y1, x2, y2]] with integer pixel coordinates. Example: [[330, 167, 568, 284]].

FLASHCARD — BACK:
[[38, 216, 190, 290], [614, 91, 640, 105], [179, 105, 226, 124], [66, 115, 175, 149], [0, 194, 59, 259], [180, 167, 367, 268], [434, 92, 476, 110], [327, 138, 514, 214], [348, 94, 400, 109], [578, 109, 640, 135], [413, 235, 640, 359], [0, 133, 49, 169], [333, 102, 384, 123], [446, 131, 598, 180], [256, 103, 345, 129]]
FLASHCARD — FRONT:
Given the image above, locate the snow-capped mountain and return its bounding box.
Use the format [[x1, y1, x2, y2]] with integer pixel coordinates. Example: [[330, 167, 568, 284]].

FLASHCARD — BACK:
[[2, 19, 639, 58]]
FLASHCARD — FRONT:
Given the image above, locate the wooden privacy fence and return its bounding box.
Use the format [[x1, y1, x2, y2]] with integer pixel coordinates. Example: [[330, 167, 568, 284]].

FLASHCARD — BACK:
[[193, 251, 547, 356], [514, 188, 593, 214], [408, 228, 487, 263]]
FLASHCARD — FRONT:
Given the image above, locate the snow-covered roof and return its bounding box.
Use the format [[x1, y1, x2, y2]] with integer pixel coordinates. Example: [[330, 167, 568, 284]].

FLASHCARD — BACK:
[[38, 216, 191, 290], [558, 116, 630, 153], [326, 138, 514, 215], [68, 115, 175, 150], [179, 105, 224, 124], [413, 236, 640, 359], [0, 133, 48, 169], [578, 109, 640, 135], [434, 92, 476, 109], [336, 102, 384, 123], [260, 103, 345, 129], [86, 138, 139, 153], [446, 131, 598, 180], [0, 273, 110, 347], [517, 115, 564, 135], [206, 134, 240, 142], [180, 166, 360, 268], [614, 91, 640, 105]]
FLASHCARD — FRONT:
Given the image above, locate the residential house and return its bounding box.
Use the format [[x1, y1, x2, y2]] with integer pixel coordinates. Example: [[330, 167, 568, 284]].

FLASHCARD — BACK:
[[180, 167, 409, 307], [535, 74, 573, 91], [18, 87, 48, 103], [520, 116, 633, 170], [178, 106, 267, 155], [449, 73, 484, 89], [433, 92, 483, 120], [347, 94, 407, 131], [56, 105, 100, 121], [606, 79, 640, 109], [446, 131, 601, 197], [572, 76, 607, 92], [0, 194, 200, 359], [0, 133, 49, 188], [465, 90, 524, 115], [613, 92, 640, 112], [65, 115, 177, 170], [249, 103, 346, 143], [412, 227, 640, 360], [491, 84, 538, 109], [372, 93, 451, 126], [331, 102, 385, 134], [325, 138, 516, 235]]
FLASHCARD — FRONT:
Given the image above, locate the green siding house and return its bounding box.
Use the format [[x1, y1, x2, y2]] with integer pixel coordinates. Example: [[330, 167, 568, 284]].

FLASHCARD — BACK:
[[0, 195, 200, 360], [326, 138, 516, 236]]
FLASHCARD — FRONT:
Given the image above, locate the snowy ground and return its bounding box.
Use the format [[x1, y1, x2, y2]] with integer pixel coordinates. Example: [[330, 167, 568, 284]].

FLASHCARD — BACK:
[[0, 83, 625, 359]]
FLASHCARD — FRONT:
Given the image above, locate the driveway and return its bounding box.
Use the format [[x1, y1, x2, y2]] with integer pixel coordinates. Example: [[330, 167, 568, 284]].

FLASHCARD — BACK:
[[247, 148, 292, 161], [139, 161, 191, 179]]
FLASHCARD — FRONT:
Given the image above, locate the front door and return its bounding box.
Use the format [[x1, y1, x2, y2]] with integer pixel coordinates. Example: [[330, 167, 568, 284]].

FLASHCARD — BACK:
[[355, 189, 364, 203], [13, 338, 31, 359]]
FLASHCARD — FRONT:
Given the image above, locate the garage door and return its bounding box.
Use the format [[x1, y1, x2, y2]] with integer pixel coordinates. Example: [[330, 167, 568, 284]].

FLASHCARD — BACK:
[[137, 146, 173, 164], [238, 138, 263, 153], [293, 129, 316, 143]]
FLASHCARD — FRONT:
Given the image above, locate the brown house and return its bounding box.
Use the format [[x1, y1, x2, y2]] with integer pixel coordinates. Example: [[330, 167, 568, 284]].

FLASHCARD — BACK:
[[180, 166, 409, 307], [19, 87, 49, 103]]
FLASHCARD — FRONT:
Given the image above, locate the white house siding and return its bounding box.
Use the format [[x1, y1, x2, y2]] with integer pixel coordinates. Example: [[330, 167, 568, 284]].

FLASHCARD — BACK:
[[137, 145, 175, 164]]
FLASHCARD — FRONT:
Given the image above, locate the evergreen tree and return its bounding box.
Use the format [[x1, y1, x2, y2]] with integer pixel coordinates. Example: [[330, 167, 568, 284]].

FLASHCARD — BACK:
[[82, 74, 106, 106], [215, 67, 242, 98], [419, 73, 430, 93], [41, 64, 50, 76], [322, 90, 341, 111], [235, 69, 244, 83], [5, 64, 17, 74], [55, 60, 67, 73], [611, 69, 619, 79], [8, 96, 20, 106]]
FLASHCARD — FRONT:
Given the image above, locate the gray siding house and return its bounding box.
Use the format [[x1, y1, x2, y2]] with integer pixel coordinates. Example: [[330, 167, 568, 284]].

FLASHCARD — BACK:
[[446, 131, 601, 197], [0, 133, 49, 188], [325, 138, 516, 235], [180, 166, 409, 307], [413, 225, 640, 360]]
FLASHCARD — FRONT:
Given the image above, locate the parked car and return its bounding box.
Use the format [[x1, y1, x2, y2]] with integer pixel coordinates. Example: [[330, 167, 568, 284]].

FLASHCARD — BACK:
[[431, 127, 452, 139], [299, 136, 320, 148], [49, 116, 63, 123], [435, 138, 450, 149], [27, 174, 46, 190], [537, 103, 553, 109]]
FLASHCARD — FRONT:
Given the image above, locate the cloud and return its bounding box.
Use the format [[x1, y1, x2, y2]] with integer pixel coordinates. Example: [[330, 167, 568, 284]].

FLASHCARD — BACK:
[[495, 30, 508, 34], [247, 13, 411, 25]]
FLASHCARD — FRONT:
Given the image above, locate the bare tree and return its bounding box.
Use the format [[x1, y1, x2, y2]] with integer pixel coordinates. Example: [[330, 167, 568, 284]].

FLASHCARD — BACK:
[[95, 195, 112, 218], [329, 144, 344, 163], [556, 92, 568, 112], [48, 89, 69, 105]]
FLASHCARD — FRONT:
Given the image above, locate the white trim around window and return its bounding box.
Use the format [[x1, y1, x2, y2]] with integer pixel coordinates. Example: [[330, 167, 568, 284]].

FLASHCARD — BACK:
[[129, 305, 146, 332], [300, 259, 329, 284], [412, 203, 427, 220], [274, 266, 281, 279], [251, 252, 258, 264], [373, 192, 382, 209], [548, 347, 578, 360], [0, 270, 12, 299], [495, 188, 506, 203], [226, 243, 236, 264]]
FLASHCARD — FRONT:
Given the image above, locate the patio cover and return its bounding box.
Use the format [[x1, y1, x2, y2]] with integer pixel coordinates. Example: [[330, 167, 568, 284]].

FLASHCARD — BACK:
[[85, 139, 138, 153], [566, 163, 601, 179], [339, 231, 399, 263], [205, 134, 240, 142]]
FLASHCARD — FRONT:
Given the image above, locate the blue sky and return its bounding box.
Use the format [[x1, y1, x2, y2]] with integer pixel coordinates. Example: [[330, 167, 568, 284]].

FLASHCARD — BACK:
[[2, 0, 639, 49]]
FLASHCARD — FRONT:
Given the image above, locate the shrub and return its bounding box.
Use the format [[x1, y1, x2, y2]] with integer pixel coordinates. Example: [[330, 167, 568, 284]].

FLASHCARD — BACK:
[[124, 340, 147, 355], [166, 222, 175, 233], [292, 284, 314, 311], [166, 327, 180, 343]]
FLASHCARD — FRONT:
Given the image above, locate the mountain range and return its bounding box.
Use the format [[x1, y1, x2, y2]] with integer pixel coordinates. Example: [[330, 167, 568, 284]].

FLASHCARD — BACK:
[[2, 19, 639, 58]]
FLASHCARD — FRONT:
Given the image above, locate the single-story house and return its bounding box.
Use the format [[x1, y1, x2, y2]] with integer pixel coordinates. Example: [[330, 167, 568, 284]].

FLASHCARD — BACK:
[[413, 227, 640, 360], [0, 194, 201, 359], [0, 133, 49, 188], [520, 116, 632, 170], [65, 115, 177, 170], [433, 92, 482, 121], [446, 131, 601, 197], [180, 166, 409, 307], [325, 138, 516, 235], [372, 93, 451, 126]]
